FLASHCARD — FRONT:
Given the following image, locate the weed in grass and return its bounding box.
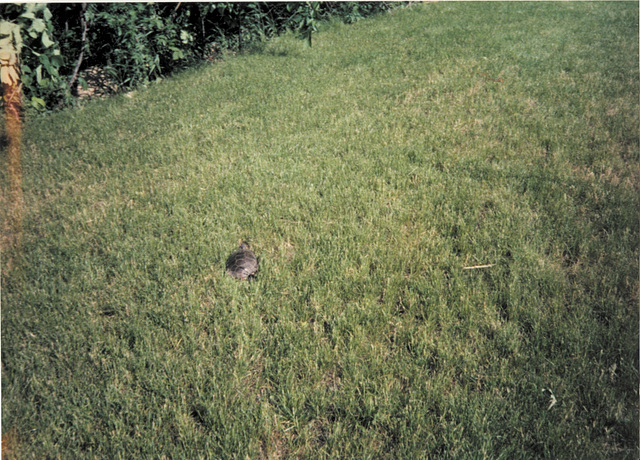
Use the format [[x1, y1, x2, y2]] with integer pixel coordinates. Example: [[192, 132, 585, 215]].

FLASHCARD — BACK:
[[2, 2, 638, 458]]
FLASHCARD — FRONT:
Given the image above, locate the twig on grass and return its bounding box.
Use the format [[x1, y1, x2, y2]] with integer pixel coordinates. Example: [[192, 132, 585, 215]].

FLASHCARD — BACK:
[[462, 263, 496, 270]]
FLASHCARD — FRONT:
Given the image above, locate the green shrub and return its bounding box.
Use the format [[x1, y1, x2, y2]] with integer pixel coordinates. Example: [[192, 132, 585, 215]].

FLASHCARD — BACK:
[[0, 2, 401, 112], [1, 4, 67, 110]]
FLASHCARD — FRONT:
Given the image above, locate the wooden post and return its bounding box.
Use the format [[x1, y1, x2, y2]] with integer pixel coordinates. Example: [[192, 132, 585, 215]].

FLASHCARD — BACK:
[[1, 21, 24, 254]]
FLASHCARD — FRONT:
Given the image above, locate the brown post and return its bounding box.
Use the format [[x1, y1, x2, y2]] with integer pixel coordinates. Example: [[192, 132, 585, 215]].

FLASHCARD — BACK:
[[1, 21, 24, 254]]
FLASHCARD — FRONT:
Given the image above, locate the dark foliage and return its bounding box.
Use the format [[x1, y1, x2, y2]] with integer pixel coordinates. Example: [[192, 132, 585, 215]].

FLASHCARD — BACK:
[[0, 2, 399, 111]]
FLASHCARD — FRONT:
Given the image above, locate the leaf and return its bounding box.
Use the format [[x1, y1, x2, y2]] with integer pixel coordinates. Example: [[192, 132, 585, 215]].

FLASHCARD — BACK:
[[31, 18, 46, 33], [24, 4, 46, 15], [170, 47, 185, 60], [31, 96, 46, 111], [35, 64, 42, 84], [43, 7, 52, 22], [38, 53, 50, 67], [50, 55, 64, 67], [41, 31, 54, 48], [180, 30, 192, 44], [45, 62, 59, 78]]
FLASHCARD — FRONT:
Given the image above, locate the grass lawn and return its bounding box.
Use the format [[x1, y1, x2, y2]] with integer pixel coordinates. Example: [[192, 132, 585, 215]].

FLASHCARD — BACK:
[[2, 2, 638, 458]]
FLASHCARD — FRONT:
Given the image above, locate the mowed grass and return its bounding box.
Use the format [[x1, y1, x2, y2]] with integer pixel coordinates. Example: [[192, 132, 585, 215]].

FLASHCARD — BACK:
[[2, 2, 638, 458]]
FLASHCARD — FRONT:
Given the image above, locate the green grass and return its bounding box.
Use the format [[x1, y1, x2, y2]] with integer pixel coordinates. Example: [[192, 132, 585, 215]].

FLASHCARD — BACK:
[[2, 2, 638, 458]]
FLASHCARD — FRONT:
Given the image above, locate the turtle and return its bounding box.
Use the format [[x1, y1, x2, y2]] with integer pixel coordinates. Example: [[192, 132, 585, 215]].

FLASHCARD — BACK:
[[226, 242, 259, 280]]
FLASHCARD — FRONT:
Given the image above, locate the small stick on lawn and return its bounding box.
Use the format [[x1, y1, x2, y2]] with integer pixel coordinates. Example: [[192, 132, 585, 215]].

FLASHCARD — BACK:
[[462, 264, 496, 270]]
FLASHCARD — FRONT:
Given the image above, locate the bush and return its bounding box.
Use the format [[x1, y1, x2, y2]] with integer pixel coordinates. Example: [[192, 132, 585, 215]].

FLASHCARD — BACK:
[[1, 4, 67, 110], [85, 3, 198, 90], [0, 2, 400, 112]]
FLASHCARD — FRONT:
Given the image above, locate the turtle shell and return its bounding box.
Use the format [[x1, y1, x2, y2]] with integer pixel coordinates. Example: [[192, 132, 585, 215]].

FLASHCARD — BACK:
[[226, 242, 258, 279]]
